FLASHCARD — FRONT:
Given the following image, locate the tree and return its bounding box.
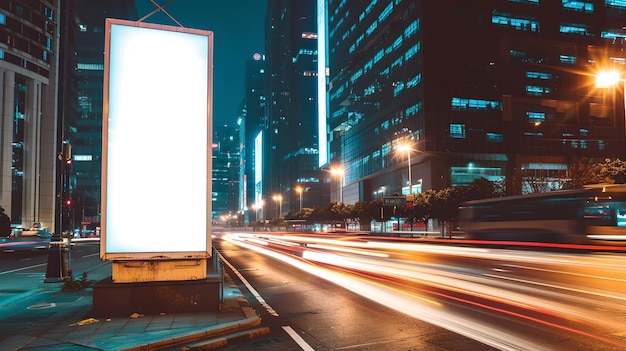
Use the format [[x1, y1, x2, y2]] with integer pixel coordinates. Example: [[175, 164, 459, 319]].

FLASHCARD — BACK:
[[0, 206, 10, 237], [593, 158, 626, 184], [462, 177, 503, 201]]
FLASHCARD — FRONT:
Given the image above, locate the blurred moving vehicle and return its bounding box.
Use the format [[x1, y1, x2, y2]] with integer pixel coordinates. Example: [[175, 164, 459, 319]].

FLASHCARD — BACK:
[[458, 184, 626, 245]]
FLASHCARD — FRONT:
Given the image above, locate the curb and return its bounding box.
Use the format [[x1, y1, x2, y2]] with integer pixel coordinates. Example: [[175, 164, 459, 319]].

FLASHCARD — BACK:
[[123, 281, 262, 351], [122, 315, 262, 351], [180, 326, 271, 350]]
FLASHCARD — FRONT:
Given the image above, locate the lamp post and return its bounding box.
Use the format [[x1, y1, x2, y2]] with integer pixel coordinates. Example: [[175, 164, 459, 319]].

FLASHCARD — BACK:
[[295, 186, 303, 211], [330, 168, 345, 203], [272, 194, 283, 218], [397, 143, 413, 194], [251, 201, 261, 222], [596, 69, 626, 135]]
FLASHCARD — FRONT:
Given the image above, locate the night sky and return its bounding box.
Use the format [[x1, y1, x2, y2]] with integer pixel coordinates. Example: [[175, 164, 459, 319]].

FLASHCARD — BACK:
[[134, 0, 267, 125]]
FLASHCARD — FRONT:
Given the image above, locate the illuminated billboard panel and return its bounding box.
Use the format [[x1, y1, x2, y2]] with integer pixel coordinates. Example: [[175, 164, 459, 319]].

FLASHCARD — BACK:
[[101, 19, 213, 260], [317, 0, 329, 167]]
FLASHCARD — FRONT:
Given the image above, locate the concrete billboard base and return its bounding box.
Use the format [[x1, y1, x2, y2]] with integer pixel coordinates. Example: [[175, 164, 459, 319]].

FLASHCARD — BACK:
[[92, 274, 222, 317]]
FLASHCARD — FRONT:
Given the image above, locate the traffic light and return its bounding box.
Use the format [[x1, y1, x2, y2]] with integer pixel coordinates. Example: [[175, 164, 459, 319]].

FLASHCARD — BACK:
[[64, 199, 73, 207]]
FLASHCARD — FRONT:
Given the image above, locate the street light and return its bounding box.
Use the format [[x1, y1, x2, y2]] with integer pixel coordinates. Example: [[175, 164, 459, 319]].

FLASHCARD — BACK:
[[397, 143, 413, 194], [251, 200, 264, 222], [272, 194, 283, 218], [295, 186, 303, 211], [330, 168, 345, 203], [596, 69, 626, 134]]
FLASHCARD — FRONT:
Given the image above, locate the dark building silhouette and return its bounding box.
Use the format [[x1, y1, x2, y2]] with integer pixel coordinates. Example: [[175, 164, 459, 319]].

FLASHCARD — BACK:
[[326, 0, 626, 202], [68, 0, 137, 231], [265, 0, 329, 216], [242, 54, 266, 222]]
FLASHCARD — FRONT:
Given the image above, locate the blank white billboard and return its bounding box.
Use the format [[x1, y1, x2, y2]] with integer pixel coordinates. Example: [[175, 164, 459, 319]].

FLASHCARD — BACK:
[[101, 19, 213, 260]]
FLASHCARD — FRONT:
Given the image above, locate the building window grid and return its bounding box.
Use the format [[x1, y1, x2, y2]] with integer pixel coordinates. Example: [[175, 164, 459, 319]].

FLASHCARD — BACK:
[[343, 19, 420, 92], [330, 0, 626, 200]]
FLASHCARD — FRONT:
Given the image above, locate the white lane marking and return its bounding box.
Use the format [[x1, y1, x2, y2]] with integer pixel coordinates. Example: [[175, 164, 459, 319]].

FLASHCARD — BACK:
[[220, 255, 279, 317], [282, 325, 315, 351], [0, 263, 47, 275]]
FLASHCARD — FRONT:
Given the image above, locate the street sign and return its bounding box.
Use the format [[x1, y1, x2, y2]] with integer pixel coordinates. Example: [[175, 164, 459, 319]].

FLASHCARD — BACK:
[[383, 196, 405, 206]]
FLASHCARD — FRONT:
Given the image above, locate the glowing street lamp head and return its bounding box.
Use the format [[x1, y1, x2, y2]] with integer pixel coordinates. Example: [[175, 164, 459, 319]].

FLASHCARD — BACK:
[[596, 70, 622, 88], [330, 168, 344, 176]]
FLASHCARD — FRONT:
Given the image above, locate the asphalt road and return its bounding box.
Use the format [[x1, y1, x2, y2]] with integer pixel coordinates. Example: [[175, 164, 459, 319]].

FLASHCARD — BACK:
[[214, 235, 499, 351], [215, 232, 626, 351]]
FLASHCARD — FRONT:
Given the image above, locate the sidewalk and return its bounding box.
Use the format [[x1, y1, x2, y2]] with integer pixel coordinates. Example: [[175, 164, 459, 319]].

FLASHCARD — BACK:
[[0, 270, 265, 351]]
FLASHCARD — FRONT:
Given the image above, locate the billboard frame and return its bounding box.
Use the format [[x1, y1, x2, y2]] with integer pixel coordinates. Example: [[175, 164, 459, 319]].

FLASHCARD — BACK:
[[100, 18, 213, 261]]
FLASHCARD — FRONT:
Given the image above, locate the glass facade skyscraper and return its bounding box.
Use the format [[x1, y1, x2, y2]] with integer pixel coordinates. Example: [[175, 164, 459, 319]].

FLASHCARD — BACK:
[[265, 0, 330, 215], [69, 0, 137, 229], [326, 0, 626, 202]]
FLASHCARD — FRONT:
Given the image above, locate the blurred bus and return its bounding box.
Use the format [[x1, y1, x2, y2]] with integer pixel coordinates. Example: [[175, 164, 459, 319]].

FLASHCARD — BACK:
[[458, 184, 626, 245]]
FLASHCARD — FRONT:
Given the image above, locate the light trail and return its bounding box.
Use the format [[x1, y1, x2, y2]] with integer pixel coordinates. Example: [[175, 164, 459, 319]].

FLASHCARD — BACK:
[[222, 232, 626, 350], [223, 233, 548, 351]]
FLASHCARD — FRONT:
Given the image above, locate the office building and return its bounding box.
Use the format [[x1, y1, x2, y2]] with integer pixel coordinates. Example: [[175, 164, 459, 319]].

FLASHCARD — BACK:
[[0, 1, 59, 232], [325, 0, 626, 203], [242, 54, 266, 222], [213, 123, 241, 223], [265, 0, 329, 215], [69, 0, 137, 231]]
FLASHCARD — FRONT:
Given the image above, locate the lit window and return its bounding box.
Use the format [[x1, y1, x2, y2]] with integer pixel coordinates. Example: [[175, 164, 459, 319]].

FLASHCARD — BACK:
[[378, 2, 393, 22], [526, 85, 551, 96], [526, 71, 552, 80], [562, 0, 594, 12], [450, 124, 466, 139], [486, 133, 503, 142], [560, 23, 592, 36], [560, 55, 576, 64], [451, 97, 502, 110], [404, 20, 419, 38], [407, 73, 421, 88], [526, 111, 545, 123], [0, 13, 5, 25], [405, 43, 420, 61], [605, 0, 626, 9], [406, 102, 422, 116], [492, 12, 540, 32], [602, 31, 626, 39]]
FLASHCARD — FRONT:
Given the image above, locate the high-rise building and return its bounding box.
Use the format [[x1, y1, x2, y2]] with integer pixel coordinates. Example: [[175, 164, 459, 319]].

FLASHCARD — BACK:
[[0, 1, 59, 232], [213, 123, 241, 223], [242, 54, 266, 222], [265, 0, 329, 215], [69, 0, 137, 230], [325, 0, 626, 203]]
